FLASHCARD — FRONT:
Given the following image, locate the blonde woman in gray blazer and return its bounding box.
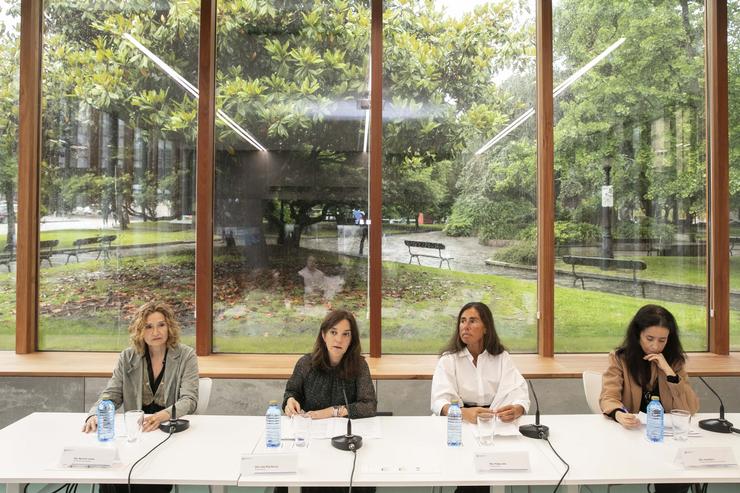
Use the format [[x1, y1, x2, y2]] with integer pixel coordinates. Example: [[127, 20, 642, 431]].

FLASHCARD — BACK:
[[83, 301, 199, 434]]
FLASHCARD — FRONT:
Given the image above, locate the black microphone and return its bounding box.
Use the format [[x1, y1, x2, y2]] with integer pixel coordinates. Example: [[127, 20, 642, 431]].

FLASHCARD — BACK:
[[519, 380, 549, 440], [159, 349, 189, 433], [331, 385, 363, 451], [697, 376, 734, 434]]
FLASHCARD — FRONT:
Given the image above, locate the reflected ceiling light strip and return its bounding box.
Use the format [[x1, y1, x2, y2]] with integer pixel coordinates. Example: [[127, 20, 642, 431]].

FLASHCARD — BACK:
[[363, 56, 371, 153], [474, 37, 626, 156], [122, 33, 267, 152]]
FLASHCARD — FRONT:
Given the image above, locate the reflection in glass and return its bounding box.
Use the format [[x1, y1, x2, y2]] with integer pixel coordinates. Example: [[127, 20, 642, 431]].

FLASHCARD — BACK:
[[553, 0, 707, 352], [382, 1, 537, 353], [213, 1, 370, 353], [0, 1, 19, 349], [39, 1, 198, 350]]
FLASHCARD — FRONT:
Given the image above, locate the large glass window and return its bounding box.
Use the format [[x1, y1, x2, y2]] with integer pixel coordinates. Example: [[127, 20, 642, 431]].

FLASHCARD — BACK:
[[381, 0, 537, 353], [730, 0, 740, 351], [0, 1, 19, 350], [38, 1, 198, 350], [212, 1, 370, 352], [553, 0, 707, 352]]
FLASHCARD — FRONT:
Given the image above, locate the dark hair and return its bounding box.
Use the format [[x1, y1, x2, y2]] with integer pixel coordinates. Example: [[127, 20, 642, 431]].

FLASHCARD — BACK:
[[440, 302, 506, 356], [310, 309, 363, 380], [615, 304, 686, 387]]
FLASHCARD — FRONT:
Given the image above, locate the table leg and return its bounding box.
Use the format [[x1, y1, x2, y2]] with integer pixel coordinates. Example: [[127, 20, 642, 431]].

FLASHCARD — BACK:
[[491, 486, 505, 493], [7, 483, 25, 493], [210, 485, 224, 493], [287, 487, 300, 493], [566, 484, 579, 493]]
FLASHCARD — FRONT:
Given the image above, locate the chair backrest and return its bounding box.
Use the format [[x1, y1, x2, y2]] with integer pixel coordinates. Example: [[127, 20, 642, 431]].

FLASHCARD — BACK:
[[582, 370, 603, 414], [196, 377, 213, 415]]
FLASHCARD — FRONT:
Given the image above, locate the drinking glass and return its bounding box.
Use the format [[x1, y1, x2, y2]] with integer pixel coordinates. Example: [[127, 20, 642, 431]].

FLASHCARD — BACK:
[[125, 410, 144, 443], [292, 413, 311, 447], [477, 413, 495, 446], [670, 409, 691, 441]]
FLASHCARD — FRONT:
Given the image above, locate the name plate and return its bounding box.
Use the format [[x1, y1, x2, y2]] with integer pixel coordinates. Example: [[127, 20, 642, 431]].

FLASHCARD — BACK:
[[59, 445, 117, 468], [474, 451, 530, 471], [241, 452, 298, 474], [676, 447, 737, 468]]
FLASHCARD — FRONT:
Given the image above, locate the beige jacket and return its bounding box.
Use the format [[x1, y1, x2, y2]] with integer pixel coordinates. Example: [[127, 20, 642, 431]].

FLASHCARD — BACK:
[[599, 351, 699, 415], [88, 343, 199, 418]]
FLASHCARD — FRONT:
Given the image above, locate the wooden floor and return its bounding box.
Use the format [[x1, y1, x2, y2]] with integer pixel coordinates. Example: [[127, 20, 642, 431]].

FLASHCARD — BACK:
[[1, 351, 740, 379]]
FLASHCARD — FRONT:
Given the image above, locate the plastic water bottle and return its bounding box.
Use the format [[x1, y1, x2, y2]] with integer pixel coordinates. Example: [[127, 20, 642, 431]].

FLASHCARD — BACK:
[[96, 399, 115, 442], [447, 399, 462, 447], [646, 396, 664, 443], [265, 400, 282, 448]]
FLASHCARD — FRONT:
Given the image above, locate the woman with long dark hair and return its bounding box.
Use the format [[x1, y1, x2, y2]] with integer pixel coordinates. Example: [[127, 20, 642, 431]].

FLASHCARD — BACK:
[[283, 309, 376, 419], [431, 301, 529, 424], [600, 304, 699, 493]]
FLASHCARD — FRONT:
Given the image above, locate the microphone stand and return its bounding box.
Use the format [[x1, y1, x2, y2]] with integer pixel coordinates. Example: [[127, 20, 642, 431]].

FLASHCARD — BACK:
[[697, 376, 734, 434], [331, 386, 363, 451], [519, 380, 549, 440], [159, 350, 189, 433]]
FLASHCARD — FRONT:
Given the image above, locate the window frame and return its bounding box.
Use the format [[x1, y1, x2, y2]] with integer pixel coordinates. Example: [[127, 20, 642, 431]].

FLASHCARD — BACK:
[[13, 0, 732, 357]]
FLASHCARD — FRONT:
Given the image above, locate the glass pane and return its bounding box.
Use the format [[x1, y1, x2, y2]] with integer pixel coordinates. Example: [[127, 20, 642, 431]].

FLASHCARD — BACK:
[[39, 1, 198, 350], [213, 1, 370, 353], [730, 0, 740, 351], [0, 1, 19, 350], [553, 0, 707, 352], [382, 1, 537, 354]]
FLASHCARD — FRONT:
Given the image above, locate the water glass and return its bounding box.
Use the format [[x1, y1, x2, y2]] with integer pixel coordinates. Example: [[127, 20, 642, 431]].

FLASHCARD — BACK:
[[670, 409, 691, 441], [292, 413, 311, 447], [124, 410, 144, 443], [477, 413, 495, 446]]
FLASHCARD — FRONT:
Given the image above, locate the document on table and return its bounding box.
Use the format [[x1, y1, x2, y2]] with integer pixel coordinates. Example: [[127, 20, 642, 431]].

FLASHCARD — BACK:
[[637, 412, 701, 437], [467, 419, 521, 437], [281, 416, 382, 439]]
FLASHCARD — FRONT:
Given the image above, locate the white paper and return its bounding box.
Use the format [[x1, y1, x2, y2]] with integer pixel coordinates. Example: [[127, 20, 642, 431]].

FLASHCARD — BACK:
[[636, 412, 701, 436], [474, 450, 530, 471], [240, 452, 298, 474], [675, 447, 737, 468]]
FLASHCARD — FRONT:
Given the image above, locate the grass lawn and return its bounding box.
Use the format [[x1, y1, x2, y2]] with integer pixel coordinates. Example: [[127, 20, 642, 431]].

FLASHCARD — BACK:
[[1, 243, 739, 353]]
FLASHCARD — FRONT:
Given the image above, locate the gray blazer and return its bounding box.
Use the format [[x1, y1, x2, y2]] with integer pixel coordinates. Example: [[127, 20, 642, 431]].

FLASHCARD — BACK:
[[88, 343, 199, 418]]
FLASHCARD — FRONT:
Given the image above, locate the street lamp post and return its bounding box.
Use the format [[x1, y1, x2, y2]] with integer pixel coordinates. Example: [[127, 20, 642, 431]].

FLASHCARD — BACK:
[[601, 160, 614, 260]]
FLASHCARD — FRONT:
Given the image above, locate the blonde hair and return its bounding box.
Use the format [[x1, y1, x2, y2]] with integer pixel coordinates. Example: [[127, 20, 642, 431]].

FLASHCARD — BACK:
[[129, 301, 181, 354]]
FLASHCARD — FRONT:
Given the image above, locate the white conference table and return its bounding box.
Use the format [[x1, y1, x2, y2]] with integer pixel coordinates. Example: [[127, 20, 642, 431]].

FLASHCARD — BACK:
[[0, 413, 738, 493], [541, 413, 740, 492]]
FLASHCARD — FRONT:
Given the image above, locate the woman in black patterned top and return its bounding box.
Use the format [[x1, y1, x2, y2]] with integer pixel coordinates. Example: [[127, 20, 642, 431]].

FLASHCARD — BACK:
[[283, 309, 376, 419]]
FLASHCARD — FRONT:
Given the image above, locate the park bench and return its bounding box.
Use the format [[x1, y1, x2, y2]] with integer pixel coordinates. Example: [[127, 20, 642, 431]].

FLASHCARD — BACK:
[[731, 236, 740, 256], [65, 235, 117, 264], [0, 244, 14, 272], [39, 239, 59, 267], [404, 240, 453, 269], [562, 255, 647, 297]]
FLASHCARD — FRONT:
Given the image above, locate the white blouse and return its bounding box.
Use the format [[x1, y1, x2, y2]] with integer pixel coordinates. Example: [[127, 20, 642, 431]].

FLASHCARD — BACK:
[[430, 348, 531, 416]]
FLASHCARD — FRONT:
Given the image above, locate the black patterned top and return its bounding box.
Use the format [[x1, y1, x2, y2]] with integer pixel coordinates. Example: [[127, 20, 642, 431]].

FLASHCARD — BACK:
[[282, 354, 377, 419]]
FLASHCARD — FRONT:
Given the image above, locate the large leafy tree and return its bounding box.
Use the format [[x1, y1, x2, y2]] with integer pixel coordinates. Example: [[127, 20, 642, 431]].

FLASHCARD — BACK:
[[553, 0, 705, 235]]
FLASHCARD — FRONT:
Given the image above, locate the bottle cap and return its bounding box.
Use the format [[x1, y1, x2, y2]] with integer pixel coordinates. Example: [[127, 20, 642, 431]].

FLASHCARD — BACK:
[[451, 399, 459, 405], [269, 400, 278, 405], [651, 396, 660, 400]]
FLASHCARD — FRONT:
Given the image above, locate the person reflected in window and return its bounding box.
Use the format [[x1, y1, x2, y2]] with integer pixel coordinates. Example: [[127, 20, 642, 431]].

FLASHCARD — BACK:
[[431, 301, 530, 423], [283, 309, 376, 420], [82, 301, 199, 493], [600, 304, 699, 493]]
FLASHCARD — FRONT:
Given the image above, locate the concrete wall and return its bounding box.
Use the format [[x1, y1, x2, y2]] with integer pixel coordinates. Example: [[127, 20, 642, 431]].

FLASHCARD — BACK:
[[2, 375, 739, 429]]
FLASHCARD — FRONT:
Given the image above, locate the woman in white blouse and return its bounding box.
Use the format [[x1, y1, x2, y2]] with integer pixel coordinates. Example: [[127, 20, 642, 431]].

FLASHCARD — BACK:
[[431, 301, 530, 423]]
